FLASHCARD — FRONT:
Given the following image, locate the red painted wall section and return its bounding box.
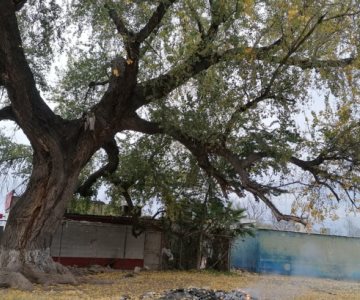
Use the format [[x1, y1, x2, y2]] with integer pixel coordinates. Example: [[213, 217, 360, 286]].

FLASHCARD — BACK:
[[52, 257, 144, 269], [50, 216, 163, 270]]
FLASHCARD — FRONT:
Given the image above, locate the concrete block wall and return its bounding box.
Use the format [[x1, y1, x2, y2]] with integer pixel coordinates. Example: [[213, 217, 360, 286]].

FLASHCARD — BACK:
[[51, 219, 162, 270]]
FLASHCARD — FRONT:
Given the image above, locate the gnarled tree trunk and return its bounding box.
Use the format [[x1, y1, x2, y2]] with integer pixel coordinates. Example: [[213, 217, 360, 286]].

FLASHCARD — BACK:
[[0, 147, 85, 289], [0, 0, 115, 289]]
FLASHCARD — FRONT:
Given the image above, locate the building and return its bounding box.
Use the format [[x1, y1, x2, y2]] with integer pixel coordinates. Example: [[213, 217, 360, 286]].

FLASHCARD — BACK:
[[50, 214, 164, 270]]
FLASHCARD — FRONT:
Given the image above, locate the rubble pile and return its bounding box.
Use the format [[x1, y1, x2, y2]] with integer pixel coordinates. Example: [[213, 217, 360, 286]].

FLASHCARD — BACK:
[[121, 288, 255, 299], [158, 288, 254, 299]]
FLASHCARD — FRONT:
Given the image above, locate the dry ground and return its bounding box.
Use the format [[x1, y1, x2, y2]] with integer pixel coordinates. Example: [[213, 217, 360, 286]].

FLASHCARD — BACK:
[[0, 270, 359, 299]]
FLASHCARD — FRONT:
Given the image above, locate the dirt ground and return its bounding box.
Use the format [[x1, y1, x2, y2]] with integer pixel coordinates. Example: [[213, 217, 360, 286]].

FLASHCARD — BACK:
[[0, 270, 360, 299]]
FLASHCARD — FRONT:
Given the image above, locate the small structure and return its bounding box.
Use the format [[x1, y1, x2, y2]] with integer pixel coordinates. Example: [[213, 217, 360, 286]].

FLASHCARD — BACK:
[[51, 214, 163, 270], [231, 228, 360, 280]]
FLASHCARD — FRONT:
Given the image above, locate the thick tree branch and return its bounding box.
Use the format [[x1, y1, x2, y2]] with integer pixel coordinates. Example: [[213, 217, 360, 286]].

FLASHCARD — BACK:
[[0, 0, 61, 149], [76, 138, 119, 197], [125, 114, 358, 214], [250, 188, 307, 225], [105, 3, 134, 39], [187, 2, 205, 38], [136, 0, 177, 43], [122, 114, 312, 225], [122, 114, 232, 195], [138, 51, 221, 106], [13, 0, 27, 11], [0, 106, 16, 122], [290, 156, 324, 173], [279, 56, 355, 69], [136, 11, 354, 110], [105, 3, 135, 59], [106, 0, 176, 60], [137, 43, 354, 111], [135, 3, 235, 108], [290, 155, 359, 207]]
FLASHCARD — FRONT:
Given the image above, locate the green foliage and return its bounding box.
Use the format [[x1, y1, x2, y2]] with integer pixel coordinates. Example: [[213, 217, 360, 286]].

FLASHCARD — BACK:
[[170, 192, 253, 238], [2, 0, 360, 225], [17, 0, 64, 91], [0, 132, 32, 188]]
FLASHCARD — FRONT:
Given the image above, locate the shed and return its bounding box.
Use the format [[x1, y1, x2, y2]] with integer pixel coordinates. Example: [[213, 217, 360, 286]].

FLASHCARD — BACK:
[[50, 213, 163, 270]]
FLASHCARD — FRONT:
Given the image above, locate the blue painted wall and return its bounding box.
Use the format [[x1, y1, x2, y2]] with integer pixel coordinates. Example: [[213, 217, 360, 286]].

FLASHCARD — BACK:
[[231, 229, 360, 280]]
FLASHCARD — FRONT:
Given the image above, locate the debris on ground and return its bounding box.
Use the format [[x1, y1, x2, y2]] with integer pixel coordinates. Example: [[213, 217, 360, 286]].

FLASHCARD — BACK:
[[120, 288, 254, 299]]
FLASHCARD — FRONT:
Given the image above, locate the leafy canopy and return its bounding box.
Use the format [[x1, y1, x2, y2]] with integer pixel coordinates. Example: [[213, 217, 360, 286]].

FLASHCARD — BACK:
[[1, 0, 360, 225]]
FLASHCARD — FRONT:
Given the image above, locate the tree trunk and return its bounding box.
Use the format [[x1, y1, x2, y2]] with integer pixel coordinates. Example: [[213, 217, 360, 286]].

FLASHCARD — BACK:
[[196, 231, 203, 270], [0, 148, 83, 290]]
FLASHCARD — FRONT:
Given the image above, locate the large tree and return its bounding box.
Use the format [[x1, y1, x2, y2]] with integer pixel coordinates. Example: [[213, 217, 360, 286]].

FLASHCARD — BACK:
[[0, 0, 359, 288]]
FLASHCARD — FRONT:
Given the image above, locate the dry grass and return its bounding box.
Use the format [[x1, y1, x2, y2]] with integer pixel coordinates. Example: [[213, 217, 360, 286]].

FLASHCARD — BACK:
[[0, 270, 359, 299]]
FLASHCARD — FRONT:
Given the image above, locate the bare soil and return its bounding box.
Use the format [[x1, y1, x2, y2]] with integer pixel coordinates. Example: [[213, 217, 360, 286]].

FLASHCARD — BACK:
[[0, 270, 359, 299]]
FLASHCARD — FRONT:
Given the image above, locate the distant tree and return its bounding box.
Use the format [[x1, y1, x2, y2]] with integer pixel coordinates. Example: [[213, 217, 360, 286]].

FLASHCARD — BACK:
[[0, 0, 359, 288]]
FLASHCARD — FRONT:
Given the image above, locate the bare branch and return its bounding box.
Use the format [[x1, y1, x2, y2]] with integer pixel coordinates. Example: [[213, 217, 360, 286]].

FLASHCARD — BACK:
[[88, 80, 110, 88], [122, 113, 163, 135], [250, 188, 307, 225], [290, 156, 324, 173], [106, 0, 176, 59]]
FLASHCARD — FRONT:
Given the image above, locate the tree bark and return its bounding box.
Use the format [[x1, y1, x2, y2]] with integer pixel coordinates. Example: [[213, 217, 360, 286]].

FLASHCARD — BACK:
[[0, 145, 86, 289]]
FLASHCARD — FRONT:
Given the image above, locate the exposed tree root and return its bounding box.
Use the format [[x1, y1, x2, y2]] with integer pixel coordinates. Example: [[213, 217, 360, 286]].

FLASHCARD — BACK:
[[0, 271, 33, 290], [0, 264, 78, 291], [0, 249, 78, 290], [22, 262, 78, 285]]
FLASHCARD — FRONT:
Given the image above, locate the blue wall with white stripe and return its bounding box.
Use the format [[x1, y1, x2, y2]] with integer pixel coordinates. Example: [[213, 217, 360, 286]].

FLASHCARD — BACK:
[[231, 229, 360, 280]]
